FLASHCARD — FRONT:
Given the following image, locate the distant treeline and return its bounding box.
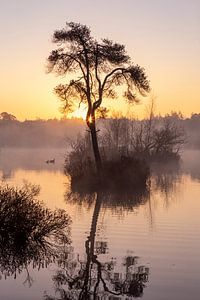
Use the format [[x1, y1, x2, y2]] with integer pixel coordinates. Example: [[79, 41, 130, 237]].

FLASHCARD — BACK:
[[0, 113, 200, 148], [0, 118, 85, 148]]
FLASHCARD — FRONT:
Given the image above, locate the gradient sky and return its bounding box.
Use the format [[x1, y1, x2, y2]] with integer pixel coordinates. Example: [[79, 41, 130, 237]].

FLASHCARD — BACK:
[[0, 0, 199, 120]]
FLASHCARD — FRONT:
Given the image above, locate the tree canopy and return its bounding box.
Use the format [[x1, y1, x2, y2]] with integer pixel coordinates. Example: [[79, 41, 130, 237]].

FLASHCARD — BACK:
[[47, 22, 150, 124]]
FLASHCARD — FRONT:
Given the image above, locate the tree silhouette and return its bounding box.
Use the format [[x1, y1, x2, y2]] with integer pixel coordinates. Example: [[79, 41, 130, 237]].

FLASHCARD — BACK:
[[0, 112, 17, 121], [47, 22, 150, 171]]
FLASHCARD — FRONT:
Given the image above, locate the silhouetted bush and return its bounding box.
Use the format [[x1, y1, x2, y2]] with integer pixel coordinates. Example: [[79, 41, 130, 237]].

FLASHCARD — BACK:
[[101, 117, 186, 161], [0, 183, 71, 279]]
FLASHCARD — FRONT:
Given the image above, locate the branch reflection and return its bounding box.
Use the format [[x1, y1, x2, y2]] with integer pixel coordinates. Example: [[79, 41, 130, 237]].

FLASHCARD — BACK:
[[151, 160, 181, 202], [66, 182, 150, 214]]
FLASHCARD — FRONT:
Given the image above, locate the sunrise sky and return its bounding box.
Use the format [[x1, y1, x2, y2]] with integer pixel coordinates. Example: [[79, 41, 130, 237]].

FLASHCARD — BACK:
[[0, 0, 199, 120]]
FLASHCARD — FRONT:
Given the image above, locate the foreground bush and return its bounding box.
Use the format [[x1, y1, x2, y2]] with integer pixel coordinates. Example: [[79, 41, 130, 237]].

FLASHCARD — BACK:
[[0, 183, 71, 279]]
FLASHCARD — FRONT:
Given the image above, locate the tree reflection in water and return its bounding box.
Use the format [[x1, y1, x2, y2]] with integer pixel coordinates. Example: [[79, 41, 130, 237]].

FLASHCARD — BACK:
[[151, 160, 181, 205], [44, 161, 182, 299], [66, 184, 150, 214], [45, 190, 150, 299], [0, 183, 71, 284]]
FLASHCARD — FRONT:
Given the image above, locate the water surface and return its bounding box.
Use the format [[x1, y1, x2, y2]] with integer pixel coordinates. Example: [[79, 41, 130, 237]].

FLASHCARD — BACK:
[[0, 148, 200, 299]]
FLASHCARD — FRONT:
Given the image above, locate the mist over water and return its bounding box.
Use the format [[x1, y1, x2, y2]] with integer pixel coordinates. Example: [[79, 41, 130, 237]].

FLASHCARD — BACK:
[[0, 148, 200, 299]]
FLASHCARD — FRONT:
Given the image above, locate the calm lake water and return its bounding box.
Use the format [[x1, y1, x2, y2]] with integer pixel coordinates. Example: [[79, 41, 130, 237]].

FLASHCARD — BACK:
[[0, 148, 200, 300]]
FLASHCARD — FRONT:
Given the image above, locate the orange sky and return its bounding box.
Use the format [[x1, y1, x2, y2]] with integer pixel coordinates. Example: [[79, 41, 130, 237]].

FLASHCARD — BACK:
[[0, 0, 199, 120]]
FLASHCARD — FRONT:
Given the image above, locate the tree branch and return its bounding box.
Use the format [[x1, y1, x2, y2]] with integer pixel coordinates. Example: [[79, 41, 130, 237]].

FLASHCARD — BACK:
[[102, 67, 126, 91]]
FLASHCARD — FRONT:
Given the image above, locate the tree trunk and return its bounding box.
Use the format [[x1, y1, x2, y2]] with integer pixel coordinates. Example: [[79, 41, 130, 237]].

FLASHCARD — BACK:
[[86, 108, 102, 172], [90, 124, 102, 171]]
